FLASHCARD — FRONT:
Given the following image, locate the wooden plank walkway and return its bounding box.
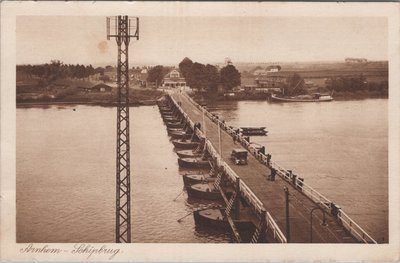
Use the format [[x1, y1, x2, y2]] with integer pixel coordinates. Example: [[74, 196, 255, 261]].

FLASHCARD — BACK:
[[172, 92, 358, 243]]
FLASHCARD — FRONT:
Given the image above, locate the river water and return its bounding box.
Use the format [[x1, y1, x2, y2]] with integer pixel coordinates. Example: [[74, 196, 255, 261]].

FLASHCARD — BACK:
[[16, 99, 388, 243]]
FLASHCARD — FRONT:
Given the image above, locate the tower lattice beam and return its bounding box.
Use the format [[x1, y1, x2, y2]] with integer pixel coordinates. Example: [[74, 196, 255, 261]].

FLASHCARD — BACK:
[[107, 15, 139, 243]]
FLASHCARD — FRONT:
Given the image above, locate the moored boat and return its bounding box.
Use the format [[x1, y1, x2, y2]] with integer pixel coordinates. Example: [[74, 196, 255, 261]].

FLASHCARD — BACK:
[[165, 121, 185, 129], [159, 106, 174, 112], [240, 127, 268, 136], [159, 108, 176, 115], [186, 183, 222, 200], [182, 173, 216, 187], [162, 115, 180, 121], [172, 139, 200, 149], [193, 208, 255, 230], [167, 127, 186, 135], [271, 93, 333, 102], [178, 157, 211, 169], [169, 130, 192, 140], [158, 104, 173, 110], [176, 149, 202, 158]]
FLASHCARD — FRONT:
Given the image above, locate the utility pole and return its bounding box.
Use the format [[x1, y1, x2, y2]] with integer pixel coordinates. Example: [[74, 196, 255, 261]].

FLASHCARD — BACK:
[[202, 107, 206, 137], [284, 187, 291, 242], [107, 15, 139, 243], [218, 121, 222, 159]]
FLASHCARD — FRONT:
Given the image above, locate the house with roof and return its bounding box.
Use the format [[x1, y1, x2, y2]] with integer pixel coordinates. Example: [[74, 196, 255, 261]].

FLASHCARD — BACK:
[[135, 68, 148, 87], [103, 66, 117, 82], [162, 69, 186, 88], [76, 82, 113, 92]]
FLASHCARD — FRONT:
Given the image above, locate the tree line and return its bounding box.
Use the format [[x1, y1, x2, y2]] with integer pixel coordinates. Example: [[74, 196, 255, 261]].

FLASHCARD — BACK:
[[146, 65, 173, 86], [179, 57, 241, 92], [145, 57, 241, 92], [326, 75, 388, 94], [17, 60, 96, 82]]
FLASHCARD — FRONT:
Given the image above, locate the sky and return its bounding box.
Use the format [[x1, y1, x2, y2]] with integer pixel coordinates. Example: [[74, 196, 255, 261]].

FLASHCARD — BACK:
[[16, 16, 388, 66]]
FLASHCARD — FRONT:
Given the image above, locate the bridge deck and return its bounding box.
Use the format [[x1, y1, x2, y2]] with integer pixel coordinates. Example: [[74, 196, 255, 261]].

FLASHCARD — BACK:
[[172, 92, 357, 243]]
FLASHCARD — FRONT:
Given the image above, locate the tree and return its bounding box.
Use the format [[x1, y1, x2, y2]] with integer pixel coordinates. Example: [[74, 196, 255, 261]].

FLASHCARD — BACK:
[[205, 64, 219, 93], [326, 74, 368, 92], [186, 62, 208, 91], [178, 57, 193, 79], [146, 65, 165, 86], [220, 64, 241, 90], [95, 67, 105, 75]]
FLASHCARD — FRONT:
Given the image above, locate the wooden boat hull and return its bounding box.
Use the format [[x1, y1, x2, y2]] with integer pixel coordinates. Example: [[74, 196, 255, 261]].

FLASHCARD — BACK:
[[240, 127, 268, 136], [186, 184, 222, 200], [167, 128, 186, 135], [172, 140, 199, 149], [271, 94, 333, 102], [241, 131, 268, 136], [182, 174, 215, 187], [159, 106, 174, 111], [162, 116, 180, 121], [158, 105, 173, 110], [160, 110, 174, 116], [178, 157, 211, 169], [176, 149, 202, 158], [169, 131, 192, 139], [159, 109, 175, 115], [193, 208, 255, 230], [166, 122, 184, 129], [162, 117, 180, 123]]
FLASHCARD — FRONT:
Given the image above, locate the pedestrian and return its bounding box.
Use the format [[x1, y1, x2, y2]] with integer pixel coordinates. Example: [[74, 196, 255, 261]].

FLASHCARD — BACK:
[[266, 154, 271, 167], [271, 168, 276, 181], [267, 168, 276, 181], [233, 134, 237, 144]]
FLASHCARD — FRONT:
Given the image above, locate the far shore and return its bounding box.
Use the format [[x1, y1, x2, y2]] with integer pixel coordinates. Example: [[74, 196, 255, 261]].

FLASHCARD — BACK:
[[16, 99, 158, 108]]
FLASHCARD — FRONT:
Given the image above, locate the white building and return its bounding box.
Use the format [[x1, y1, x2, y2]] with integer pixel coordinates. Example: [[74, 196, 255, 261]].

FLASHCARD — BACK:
[[162, 69, 186, 88]]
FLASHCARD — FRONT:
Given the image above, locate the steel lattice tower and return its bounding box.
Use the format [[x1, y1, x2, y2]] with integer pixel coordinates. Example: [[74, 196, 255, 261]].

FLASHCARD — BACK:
[[107, 15, 139, 243]]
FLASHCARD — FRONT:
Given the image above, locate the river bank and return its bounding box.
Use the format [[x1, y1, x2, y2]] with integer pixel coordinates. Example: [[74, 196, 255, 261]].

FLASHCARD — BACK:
[[16, 88, 165, 107], [330, 90, 388, 100], [190, 90, 387, 103], [17, 100, 157, 108]]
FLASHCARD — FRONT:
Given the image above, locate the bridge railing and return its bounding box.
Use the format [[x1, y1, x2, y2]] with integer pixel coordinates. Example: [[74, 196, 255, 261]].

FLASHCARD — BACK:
[[174, 91, 378, 244], [169, 94, 287, 243], [270, 161, 332, 210], [203, 139, 287, 243], [337, 210, 377, 244]]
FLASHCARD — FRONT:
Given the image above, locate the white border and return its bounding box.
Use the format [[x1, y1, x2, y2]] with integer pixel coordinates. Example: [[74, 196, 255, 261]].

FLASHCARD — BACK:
[[1, 1, 399, 261]]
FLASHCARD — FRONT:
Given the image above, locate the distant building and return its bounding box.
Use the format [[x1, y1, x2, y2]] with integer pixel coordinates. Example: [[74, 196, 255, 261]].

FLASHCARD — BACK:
[[225, 57, 232, 66], [252, 65, 281, 75], [266, 65, 281, 72], [162, 69, 186, 88], [253, 69, 268, 76], [92, 83, 113, 92], [345, 58, 368, 63], [255, 74, 286, 89], [133, 68, 148, 87], [77, 82, 113, 92], [104, 67, 117, 82], [243, 85, 258, 92]]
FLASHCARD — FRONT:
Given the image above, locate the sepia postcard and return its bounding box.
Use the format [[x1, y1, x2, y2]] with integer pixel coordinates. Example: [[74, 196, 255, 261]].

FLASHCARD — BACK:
[[1, 1, 399, 262]]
